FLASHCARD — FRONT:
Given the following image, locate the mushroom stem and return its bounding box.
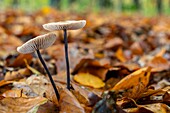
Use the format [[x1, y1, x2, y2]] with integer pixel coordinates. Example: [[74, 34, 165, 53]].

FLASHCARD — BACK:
[[63, 29, 71, 90], [36, 50, 60, 100]]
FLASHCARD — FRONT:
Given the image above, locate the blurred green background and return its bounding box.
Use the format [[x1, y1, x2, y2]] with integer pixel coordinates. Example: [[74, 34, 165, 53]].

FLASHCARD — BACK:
[[0, 0, 170, 16]]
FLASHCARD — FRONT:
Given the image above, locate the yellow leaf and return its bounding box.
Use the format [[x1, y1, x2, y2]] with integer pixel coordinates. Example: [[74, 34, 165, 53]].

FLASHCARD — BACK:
[[41, 7, 52, 15], [115, 47, 127, 62], [41, 7, 56, 15], [24, 59, 41, 75], [74, 73, 105, 88]]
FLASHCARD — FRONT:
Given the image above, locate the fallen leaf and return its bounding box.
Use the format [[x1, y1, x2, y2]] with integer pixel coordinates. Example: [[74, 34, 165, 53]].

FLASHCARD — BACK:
[[12, 81, 38, 97], [10, 24, 24, 35], [71, 83, 90, 105], [6, 53, 32, 67], [0, 80, 14, 87], [47, 44, 94, 72], [138, 88, 162, 99], [130, 42, 143, 55], [104, 37, 123, 49], [0, 97, 48, 113], [81, 104, 92, 113], [72, 59, 110, 80], [4, 68, 31, 81], [111, 67, 151, 99], [104, 78, 120, 90], [44, 84, 60, 106], [37, 101, 59, 113], [114, 62, 140, 71], [132, 103, 170, 113], [74, 73, 105, 88], [2, 89, 27, 97], [0, 80, 14, 95], [0, 34, 23, 47], [41, 6, 57, 15], [115, 47, 127, 62], [71, 90, 89, 105], [155, 47, 166, 57], [163, 92, 170, 104], [148, 56, 170, 72], [52, 71, 67, 84], [94, 53, 105, 59], [24, 59, 41, 75], [59, 88, 85, 113], [72, 82, 102, 106], [26, 75, 49, 96]]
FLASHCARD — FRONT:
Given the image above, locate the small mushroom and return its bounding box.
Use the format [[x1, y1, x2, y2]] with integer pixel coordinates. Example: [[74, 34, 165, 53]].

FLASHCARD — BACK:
[[43, 20, 86, 90], [17, 33, 60, 100]]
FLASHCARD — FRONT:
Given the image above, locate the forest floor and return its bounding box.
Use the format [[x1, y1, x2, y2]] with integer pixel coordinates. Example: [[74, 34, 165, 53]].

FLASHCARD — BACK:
[[0, 8, 170, 113]]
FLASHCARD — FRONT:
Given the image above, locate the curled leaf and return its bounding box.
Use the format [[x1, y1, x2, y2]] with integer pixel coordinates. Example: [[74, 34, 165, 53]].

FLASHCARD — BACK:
[[111, 67, 151, 99]]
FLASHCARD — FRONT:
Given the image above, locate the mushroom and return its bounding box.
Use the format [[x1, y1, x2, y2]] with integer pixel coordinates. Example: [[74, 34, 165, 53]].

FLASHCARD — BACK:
[[17, 33, 60, 100], [43, 20, 86, 90]]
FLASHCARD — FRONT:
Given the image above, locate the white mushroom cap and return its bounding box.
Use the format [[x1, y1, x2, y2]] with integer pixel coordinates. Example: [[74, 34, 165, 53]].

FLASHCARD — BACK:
[[43, 20, 86, 31], [17, 33, 57, 54]]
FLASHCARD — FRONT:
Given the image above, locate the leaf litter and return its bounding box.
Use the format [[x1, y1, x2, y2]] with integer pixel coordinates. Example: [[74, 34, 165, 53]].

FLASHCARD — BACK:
[[0, 9, 170, 112]]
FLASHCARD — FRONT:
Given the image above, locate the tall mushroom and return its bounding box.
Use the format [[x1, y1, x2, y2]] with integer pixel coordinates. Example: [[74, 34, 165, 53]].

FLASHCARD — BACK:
[[43, 20, 86, 90], [17, 33, 60, 100]]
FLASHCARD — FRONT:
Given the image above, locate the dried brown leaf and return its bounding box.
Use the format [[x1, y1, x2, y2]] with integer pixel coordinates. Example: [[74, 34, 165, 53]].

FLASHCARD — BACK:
[[148, 56, 170, 72], [4, 68, 31, 81], [0, 97, 48, 113], [111, 67, 151, 99], [59, 88, 85, 113]]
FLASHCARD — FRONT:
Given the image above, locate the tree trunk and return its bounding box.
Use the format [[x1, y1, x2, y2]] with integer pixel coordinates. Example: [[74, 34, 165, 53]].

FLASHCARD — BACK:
[[133, 0, 141, 11], [98, 0, 113, 9], [118, 0, 123, 12], [50, 0, 61, 9], [69, 0, 76, 4], [12, 0, 19, 9], [156, 0, 162, 14]]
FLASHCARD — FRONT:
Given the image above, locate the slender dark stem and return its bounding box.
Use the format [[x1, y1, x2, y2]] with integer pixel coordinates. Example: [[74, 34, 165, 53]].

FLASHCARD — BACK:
[[63, 29, 70, 90], [36, 50, 60, 100]]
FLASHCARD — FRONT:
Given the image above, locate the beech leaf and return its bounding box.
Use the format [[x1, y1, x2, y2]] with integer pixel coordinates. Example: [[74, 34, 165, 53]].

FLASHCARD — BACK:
[[74, 73, 105, 88], [0, 97, 48, 113], [111, 67, 151, 99], [59, 88, 85, 113]]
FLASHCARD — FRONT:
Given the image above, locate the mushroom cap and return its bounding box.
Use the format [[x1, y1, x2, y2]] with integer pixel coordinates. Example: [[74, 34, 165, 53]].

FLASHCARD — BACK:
[[17, 33, 57, 54], [43, 20, 86, 31]]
